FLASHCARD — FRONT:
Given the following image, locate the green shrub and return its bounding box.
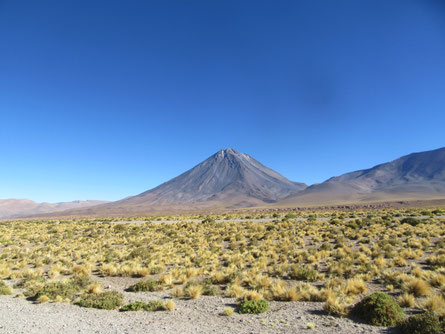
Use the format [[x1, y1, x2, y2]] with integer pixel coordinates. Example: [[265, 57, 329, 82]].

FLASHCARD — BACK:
[[0, 281, 11, 295], [70, 275, 93, 289], [201, 217, 215, 224], [30, 276, 92, 301], [288, 265, 319, 281], [150, 266, 164, 274], [401, 218, 421, 226], [238, 299, 269, 314], [126, 279, 161, 292], [113, 224, 126, 232], [120, 301, 148, 311], [127, 247, 152, 260], [186, 279, 217, 296], [13, 277, 45, 289], [398, 312, 443, 334], [34, 281, 77, 300], [15, 277, 46, 297], [351, 292, 404, 327], [120, 300, 167, 312], [75, 291, 123, 310], [144, 300, 167, 311]]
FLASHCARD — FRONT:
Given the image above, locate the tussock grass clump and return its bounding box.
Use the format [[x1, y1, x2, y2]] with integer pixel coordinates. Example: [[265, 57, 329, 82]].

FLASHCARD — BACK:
[[225, 284, 246, 299], [87, 283, 102, 294], [71, 265, 90, 277], [351, 292, 405, 327], [398, 293, 415, 308], [430, 274, 445, 289], [165, 300, 175, 310], [126, 279, 161, 292], [211, 271, 232, 284], [185, 279, 218, 296], [324, 294, 350, 317], [170, 286, 184, 298], [75, 291, 123, 310], [426, 255, 445, 269], [344, 278, 367, 296], [238, 299, 269, 314], [406, 278, 431, 297], [223, 307, 234, 316], [160, 274, 174, 286], [54, 295, 64, 303], [36, 295, 50, 303], [423, 295, 445, 315], [185, 284, 203, 299], [278, 286, 301, 301]]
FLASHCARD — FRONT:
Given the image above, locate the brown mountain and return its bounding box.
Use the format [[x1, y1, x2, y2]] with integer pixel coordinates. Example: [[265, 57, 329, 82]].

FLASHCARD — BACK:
[[278, 147, 445, 206], [0, 199, 109, 219]]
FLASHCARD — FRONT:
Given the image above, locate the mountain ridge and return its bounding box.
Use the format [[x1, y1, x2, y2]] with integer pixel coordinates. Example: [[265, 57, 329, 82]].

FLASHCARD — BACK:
[[0, 199, 109, 219], [278, 146, 445, 205], [11, 146, 445, 217]]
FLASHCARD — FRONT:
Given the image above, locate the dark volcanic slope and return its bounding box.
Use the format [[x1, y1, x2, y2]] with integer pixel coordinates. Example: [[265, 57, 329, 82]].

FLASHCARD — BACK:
[[132, 148, 306, 204], [280, 147, 445, 205], [114, 148, 306, 207], [60, 149, 307, 215]]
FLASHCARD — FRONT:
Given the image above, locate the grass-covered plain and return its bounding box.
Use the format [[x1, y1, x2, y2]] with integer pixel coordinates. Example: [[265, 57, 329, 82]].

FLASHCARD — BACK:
[[0, 208, 444, 331]]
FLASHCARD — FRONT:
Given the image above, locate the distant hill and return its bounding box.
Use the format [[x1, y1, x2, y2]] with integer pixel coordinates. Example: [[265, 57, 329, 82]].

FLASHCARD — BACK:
[[54, 148, 307, 215], [0, 199, 109, 218], [278, 147, 445, 205]]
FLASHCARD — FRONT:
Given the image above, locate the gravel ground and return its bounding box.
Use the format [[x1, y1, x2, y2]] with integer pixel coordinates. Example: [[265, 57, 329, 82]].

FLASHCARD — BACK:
[[0, 293, 398, 334]]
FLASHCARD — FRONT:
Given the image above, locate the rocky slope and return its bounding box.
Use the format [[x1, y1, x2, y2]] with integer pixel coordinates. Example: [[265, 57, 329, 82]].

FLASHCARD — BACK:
[[279, 147, 445, 205]]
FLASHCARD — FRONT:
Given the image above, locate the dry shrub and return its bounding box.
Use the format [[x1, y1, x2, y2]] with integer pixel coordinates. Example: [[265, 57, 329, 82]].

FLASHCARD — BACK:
[[324, 294, 350, 317], [344, 278, 367, 296], [406, 278, 431, 297], [430, 274, 445, 289], [241, 290, 263, 302], [87, 283, 102, 294], [170, 286, 184, 298], [423, 295, 445, 316], [397, 293, 415, 308], [165, 300, 175, 311], [185, 284, 203, 299]]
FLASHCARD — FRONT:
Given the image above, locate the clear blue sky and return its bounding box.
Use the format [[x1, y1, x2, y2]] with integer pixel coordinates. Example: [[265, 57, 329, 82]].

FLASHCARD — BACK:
[[1, 0, 444, 202]]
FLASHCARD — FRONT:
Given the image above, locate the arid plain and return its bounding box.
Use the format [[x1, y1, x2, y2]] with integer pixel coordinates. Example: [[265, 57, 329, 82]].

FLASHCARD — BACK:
[[0, 207, 443, 333]]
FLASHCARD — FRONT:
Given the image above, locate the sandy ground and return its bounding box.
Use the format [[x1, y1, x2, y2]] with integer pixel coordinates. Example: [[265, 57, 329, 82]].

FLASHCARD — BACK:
[[0, 291, 397, 334]]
